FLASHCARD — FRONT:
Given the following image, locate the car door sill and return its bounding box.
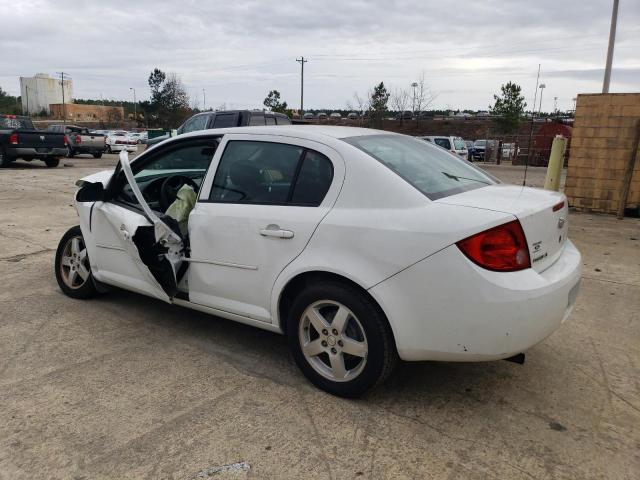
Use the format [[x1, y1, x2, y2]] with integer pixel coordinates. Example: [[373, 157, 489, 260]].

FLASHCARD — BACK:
[[171, 298, 281, 333]]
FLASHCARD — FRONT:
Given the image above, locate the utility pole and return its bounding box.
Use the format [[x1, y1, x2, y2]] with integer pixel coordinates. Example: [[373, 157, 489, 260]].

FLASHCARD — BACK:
[[24, 85, 29, 115], [130, 87, 136, 121], [602, 0, 619, 93], [203, 88, 206, 111], [56, 71, 68, 124], [553, 96, 558, 113], [296, 57, 307, 117]]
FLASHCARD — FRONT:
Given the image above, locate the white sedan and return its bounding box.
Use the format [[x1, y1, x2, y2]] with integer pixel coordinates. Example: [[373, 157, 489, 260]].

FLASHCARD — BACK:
[[105, 130, 137, 154], [54, 126, 581, 397]]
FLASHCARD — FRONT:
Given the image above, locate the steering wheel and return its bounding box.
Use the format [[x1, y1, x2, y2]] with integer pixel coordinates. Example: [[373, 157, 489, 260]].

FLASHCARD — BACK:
[[160, 175, 198, 211]]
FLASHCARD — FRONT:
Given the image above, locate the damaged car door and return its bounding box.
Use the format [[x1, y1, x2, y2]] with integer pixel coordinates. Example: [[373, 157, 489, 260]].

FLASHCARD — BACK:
[[89, 141, 216, 301]]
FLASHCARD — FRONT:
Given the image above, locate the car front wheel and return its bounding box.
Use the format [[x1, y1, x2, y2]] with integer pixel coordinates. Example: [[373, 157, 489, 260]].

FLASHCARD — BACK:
[[287, 281, 397, 398], [55, 226, 98, 299]]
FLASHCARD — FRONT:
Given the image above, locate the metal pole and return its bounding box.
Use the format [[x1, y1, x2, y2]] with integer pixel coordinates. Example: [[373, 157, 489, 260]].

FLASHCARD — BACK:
[[602, 0, 619, 93], [56, 72, 67, 124], [203, 88, 206, 110], [296, 57, 307, 116], [25, 85, 29, 115]]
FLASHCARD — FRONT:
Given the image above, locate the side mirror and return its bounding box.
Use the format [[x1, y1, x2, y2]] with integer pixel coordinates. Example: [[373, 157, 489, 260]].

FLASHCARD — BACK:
[[76, 182, 105, 202]]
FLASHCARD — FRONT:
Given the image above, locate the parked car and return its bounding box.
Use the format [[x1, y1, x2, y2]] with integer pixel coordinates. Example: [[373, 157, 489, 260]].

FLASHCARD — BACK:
[[472, 139, 499, 161], [47, 124, 106, 158], [396, 111, 413, 120], [418, 135, 468, 160], [0, 114, 66, 167], [127, 132, 148, 144], [465, 140, 476, 161], [56, 126, 581, 397], [105, 131, 137, 154], [146, 110, 292, 147], [317, 112, 328, 120], [330, 112, 342, 120], [303, 112, 315, 120], [501, 142, 519, 159], [347, 112, 358, 120]]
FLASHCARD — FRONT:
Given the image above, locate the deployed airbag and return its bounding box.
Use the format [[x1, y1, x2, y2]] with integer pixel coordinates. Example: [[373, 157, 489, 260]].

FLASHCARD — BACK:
[[165, 184, 197, 235]]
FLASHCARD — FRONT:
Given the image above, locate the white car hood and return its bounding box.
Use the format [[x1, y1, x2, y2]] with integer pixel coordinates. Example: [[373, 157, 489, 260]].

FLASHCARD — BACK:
[[78, 168, 115, 187]]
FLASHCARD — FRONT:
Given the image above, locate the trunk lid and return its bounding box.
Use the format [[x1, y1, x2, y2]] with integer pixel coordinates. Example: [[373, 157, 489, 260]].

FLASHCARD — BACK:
[[436, 185, 569, 273]]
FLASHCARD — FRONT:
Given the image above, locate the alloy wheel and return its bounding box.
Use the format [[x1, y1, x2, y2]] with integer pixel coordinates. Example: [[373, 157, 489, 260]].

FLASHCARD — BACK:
[[59, 235, 90, 289], [298, 300, 368, 382]]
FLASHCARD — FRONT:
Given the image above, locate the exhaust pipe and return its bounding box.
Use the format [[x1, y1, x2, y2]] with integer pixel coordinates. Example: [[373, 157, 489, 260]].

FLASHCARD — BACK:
[[504, 353, 525, 364]]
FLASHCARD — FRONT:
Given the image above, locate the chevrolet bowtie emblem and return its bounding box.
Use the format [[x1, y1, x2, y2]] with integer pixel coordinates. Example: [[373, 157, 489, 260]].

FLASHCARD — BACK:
[[40, 135, 45, 141]]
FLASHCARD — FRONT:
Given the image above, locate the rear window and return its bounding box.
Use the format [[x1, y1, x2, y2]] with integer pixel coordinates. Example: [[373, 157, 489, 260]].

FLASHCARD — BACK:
[[0, 116, 34, 130], [433, 138, 451, 150], [453, 138, 466, 150], [212, 113, 237, 128], [344, 134, 496, 200]]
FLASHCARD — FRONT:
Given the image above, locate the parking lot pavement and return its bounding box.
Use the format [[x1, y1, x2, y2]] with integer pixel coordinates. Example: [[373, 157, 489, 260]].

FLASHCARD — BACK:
[[1, 156, 639, 479]]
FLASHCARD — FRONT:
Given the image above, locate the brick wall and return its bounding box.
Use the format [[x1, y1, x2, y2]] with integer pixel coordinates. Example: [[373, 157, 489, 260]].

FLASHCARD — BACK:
[[565, 93, 640, 214]]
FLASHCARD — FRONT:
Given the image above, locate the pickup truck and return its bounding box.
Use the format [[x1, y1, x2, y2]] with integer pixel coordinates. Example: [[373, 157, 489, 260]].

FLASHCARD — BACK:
[[46, 124, 106, 158], [0, 115, 66, 167], [145, 110, 291, 147]]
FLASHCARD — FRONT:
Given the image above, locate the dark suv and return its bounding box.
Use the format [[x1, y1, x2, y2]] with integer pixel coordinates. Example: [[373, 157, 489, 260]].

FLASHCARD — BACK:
[[146, 110, 291, 147]]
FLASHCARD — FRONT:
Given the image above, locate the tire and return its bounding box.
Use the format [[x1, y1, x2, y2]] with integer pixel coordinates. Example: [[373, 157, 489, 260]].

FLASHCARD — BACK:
[[106, 145, 112, 154], [92, 152, 103, 159], [287, 281, 397, 398], [45, 158, 60, 168], [54, 226, 98, 299], [0, 146, 12, 167]]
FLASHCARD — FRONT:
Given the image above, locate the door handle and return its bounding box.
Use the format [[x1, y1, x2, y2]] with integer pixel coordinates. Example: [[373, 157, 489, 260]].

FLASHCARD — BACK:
[[259, 224, 294, 239]]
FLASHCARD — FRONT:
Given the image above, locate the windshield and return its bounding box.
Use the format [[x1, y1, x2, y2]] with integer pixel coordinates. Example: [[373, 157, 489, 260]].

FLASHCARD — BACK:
[[0, 116, 34, 130], [344, 134, 497, 200], [475, 140, 486, 147]]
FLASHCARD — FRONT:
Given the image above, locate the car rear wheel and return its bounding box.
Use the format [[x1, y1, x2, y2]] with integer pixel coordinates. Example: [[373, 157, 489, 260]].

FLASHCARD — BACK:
[[106, 145, 112, 154], [92, 152, 103, 159], [287, 281, 397, 398], [45, 158, 60, 168], [0, 146, 12, 167], [55, 226, 98, 299]]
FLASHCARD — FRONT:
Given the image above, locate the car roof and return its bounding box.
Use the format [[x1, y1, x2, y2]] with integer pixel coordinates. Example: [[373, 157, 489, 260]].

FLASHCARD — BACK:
[[180, 125, 396, 142]]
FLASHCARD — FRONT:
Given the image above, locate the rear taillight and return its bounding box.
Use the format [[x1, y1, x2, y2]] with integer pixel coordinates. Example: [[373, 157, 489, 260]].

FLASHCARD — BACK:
[[63, 136, 68, 145], [74, 135, 81, 144], [9, 133, 18, 145], [456, 220, 530, 272]]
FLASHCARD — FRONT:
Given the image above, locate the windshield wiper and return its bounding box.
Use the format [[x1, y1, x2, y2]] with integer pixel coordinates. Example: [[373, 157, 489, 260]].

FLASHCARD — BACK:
[[441, 171, 491, 185]]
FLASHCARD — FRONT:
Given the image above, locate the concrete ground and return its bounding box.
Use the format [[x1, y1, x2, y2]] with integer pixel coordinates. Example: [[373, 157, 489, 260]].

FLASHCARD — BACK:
[[1, 154, 639, 479]]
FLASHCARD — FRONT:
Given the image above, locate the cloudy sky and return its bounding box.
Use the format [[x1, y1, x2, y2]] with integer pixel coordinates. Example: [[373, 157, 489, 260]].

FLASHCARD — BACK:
[[1, 0, 638, 112]]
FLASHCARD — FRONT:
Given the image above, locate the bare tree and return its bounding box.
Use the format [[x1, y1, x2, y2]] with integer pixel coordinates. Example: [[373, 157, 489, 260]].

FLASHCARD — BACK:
[[346, 91, 370, 126], [413, 72, 437, 124], [390, 87, 410, 126]]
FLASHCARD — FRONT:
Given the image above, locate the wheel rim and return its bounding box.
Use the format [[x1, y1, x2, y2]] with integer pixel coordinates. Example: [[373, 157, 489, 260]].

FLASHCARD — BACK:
[[299, 300, 368, 383], [59, 235, 90, 289]]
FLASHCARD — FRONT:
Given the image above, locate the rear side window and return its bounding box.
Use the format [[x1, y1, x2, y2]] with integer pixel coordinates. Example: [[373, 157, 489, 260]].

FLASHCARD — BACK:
[[265, 116, 276, 125], [290, 150, 334, 206], [248, 113, 265, 126], [209, 141, 333, 206], [275, 115, 291, 125], [434, 138, 451, 149], [212, 113, 237, 128]]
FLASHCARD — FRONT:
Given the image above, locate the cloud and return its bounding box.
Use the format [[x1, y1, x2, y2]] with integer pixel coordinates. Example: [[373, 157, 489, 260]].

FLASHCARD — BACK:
[[0, 0, 638, 111]]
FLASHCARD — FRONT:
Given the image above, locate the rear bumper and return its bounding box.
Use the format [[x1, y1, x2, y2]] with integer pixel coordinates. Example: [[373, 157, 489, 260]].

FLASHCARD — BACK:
[[369, 240, 582, 361], [71, 145, 105, 153], [12, 147, 66, 158]]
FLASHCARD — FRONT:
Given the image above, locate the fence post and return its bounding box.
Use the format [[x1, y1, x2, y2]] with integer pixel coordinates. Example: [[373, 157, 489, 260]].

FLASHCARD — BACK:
[[544, 135, 567, 191]]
